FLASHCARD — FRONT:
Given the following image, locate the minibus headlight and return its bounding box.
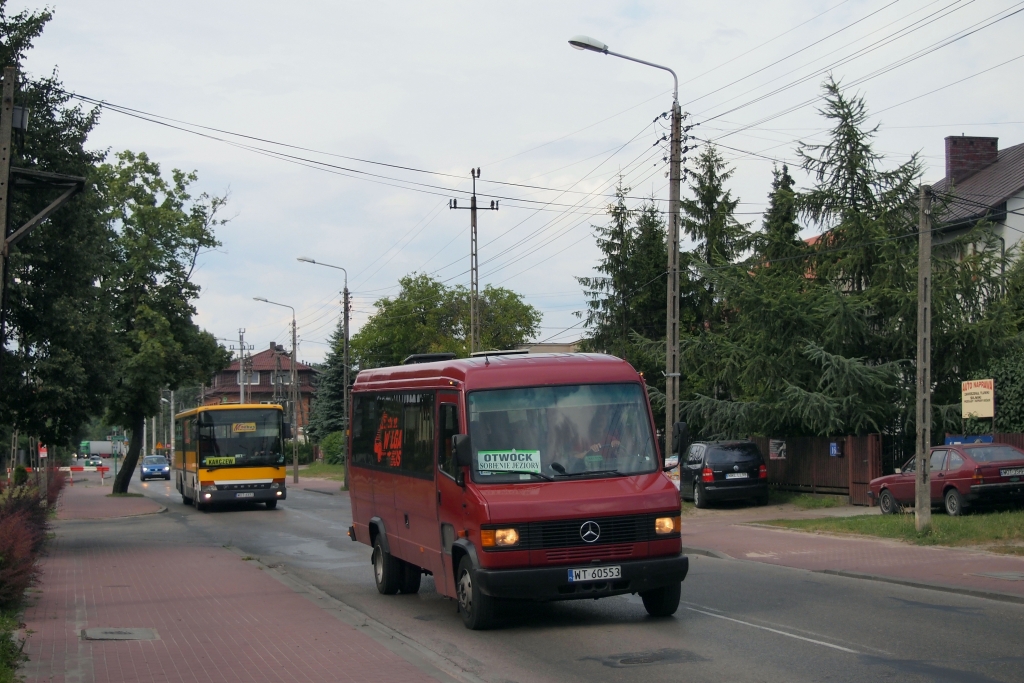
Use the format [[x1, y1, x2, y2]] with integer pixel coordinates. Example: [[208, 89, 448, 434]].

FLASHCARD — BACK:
[[655, 516, 681, 535], [481, 528, 519, 548]]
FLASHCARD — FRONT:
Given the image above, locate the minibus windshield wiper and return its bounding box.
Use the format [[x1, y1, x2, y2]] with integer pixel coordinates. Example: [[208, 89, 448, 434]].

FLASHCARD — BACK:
[[478, 469, 553, 481], [559, 468, 624, 478]]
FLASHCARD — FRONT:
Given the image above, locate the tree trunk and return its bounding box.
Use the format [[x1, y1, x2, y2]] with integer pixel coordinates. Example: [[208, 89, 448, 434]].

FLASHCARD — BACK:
[[112, 414, 145, 494]]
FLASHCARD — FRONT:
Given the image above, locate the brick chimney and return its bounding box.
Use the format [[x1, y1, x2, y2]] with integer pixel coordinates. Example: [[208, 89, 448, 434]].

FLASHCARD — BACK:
[[945, 136, 998, 184]]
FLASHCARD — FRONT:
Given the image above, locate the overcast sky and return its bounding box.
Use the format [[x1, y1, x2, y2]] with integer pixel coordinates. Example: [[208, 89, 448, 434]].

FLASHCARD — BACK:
[[22, 0, 1024, 362]]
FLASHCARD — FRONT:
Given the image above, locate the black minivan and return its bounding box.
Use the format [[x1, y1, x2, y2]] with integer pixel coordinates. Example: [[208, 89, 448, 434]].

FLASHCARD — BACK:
[[679, 441, 769, 508]]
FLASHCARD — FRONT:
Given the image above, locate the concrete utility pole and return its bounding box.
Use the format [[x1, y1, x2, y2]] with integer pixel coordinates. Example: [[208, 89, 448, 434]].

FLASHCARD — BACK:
[[0, 67, 15, 302], [915, 185, 933, 532], [237, 328, 246, 404], [450, 170, 498, 353], [170, 390, 175, 456], [291, 315, 298, 484], [567, 35, 682, 455]]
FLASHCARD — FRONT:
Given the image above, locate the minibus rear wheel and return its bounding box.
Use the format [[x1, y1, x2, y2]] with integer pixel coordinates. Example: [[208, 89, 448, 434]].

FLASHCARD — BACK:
[[372, 537, 402, 595], [457, 556, 494, 630]]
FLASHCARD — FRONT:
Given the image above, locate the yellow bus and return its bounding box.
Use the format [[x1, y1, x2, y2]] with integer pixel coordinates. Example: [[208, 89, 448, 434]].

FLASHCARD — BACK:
[[173, 404, 288, 510]]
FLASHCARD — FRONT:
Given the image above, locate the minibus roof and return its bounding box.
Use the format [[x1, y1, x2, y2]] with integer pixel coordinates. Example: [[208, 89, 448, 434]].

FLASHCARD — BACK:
[[353, 353, 642, 392]]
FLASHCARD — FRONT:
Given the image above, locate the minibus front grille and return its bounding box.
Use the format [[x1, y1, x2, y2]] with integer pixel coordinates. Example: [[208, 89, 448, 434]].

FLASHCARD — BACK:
[[518, 514, 657, 549], [545, 543, 634, 563]]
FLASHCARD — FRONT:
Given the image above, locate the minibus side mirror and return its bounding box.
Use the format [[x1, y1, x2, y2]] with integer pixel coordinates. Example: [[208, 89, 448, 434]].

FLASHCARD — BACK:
[[453, 434, 472, 468], [283, 422, 293, 439], [672, 421, 689, 456]]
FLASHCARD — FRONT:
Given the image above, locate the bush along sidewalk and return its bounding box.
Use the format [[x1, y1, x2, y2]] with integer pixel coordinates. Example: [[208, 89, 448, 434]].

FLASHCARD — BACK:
[[0, 469, 66, 681]]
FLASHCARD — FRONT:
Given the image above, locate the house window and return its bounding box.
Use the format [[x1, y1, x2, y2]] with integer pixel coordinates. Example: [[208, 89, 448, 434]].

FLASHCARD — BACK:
[[237, 371, 260, 385]]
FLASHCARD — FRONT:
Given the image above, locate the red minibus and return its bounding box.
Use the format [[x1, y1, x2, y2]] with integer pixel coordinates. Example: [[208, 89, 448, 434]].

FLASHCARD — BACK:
[[347, 351, 688, 629]]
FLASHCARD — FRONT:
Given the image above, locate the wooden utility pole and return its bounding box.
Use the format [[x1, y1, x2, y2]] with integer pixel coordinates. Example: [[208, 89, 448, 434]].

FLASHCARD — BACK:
[[915, 185, 933, 532]]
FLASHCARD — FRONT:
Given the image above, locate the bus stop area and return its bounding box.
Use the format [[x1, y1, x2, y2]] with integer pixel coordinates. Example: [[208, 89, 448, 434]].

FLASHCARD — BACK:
[[20, 473, 446, 683]]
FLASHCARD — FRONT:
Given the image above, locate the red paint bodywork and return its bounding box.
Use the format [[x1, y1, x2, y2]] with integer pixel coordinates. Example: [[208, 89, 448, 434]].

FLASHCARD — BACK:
[[869, 443, 1024, 509], [347, 353, 681, 600]]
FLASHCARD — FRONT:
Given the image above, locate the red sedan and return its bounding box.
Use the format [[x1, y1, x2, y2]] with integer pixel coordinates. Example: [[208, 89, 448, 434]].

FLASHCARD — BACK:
[[869, 443, 1024, 516]]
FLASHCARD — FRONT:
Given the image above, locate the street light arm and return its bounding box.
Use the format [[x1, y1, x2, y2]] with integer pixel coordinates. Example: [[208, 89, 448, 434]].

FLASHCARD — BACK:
[[296, 257, 347, 287], [605, 50, 678, 103], [253, 297, 295, 316]]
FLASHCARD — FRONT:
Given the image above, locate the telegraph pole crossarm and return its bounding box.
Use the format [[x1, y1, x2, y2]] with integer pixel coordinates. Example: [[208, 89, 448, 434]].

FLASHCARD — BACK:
[[449, 168, 498, 354]]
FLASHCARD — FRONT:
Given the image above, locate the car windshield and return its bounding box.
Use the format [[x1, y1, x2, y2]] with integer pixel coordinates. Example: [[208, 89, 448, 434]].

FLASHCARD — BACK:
[[706, 443, 762, 466], [967, 446, 1024, 463], [197, 409, 284, 468], [143, 456, 167, 465], [467, 383, 657, 483]]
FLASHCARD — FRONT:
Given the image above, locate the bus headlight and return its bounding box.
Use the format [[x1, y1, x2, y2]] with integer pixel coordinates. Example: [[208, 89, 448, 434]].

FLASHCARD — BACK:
[[270, 483, 280, 489], [481, 528, 519, 548], [655, 516, 681, 534], [201, 483, 217, 492]]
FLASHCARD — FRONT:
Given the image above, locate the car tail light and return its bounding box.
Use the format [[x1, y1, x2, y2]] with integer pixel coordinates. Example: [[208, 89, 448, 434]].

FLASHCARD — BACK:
[[702, 467, 714, 483], [759, 464, 767, 479], [973, 467, 983, 485]]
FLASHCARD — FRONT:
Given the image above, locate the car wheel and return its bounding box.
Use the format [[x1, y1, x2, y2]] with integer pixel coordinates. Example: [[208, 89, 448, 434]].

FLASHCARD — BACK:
[[640, 581, 681, 618], [372, 537, 402, 595], [400, 562, 422, 594], [944, 488, 964, 516], [693, 483, 708, 509], [266, 500, 278, 510], [456, 555, 494, 630], [878, 489, 898, 515]]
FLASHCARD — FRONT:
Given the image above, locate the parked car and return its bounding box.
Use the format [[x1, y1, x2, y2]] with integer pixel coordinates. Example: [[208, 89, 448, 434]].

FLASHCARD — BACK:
[[679, 440, 769, 508], [140, 455, 171, 481], [869, 444, 1024, 515]]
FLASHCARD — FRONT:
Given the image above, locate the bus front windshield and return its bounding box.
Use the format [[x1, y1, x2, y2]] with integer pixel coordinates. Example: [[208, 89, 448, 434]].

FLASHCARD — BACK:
[[198, 409, 284, 469], [467, 383, 657, 483]]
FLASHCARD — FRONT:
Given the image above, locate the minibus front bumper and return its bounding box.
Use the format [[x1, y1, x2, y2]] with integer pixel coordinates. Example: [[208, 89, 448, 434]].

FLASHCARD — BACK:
[[473, 553, 689, 602]]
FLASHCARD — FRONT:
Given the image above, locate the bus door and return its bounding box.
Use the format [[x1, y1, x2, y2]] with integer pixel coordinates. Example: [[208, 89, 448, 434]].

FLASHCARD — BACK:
[[435, 392, 465, 598], [393, 393, 443, 578]]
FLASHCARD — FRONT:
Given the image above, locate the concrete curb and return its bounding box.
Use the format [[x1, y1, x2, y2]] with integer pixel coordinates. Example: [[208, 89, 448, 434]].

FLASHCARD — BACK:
[[302, 488, 335, 496], [56, 505, 168, 523], [682, 545, 733, 560], [813, 569, 1024, 605]]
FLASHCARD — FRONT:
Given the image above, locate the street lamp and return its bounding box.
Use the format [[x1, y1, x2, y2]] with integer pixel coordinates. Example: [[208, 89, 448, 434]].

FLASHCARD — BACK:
[[254, 296, 300, 484], [569, 35, 683, 458], [297, 257, 351, 486]]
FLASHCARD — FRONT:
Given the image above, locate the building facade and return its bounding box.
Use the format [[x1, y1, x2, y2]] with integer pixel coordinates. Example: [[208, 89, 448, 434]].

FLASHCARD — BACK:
[[204, 342, 318, 435]]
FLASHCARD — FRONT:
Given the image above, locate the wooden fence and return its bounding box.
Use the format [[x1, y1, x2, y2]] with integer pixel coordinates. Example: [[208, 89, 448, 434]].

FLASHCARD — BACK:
[[750, 435, 882, 506]]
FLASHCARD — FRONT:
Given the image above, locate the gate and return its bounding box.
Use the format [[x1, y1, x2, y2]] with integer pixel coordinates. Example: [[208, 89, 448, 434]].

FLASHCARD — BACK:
[[751, 434, 882, 505]]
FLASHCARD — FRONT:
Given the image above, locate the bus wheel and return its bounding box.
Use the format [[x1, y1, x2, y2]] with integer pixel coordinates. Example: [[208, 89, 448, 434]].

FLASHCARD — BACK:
[[266, 500, 278, 510], [400, 562, 422, 594], [372, 538, 402, 595], [457, 556, 494, 630]]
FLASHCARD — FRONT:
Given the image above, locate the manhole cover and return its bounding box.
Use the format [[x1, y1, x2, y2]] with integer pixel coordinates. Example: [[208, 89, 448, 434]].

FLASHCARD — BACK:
[[975, 572, 1024, 581], [584, 648, 704, 668], [82, 628, 159, 641]]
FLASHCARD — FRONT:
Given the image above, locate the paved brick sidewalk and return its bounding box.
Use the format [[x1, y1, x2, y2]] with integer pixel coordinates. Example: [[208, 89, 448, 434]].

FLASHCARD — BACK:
[[681, 514, 1024, 599], [21, 520, 440, 683], [56, 475, 164, 520]]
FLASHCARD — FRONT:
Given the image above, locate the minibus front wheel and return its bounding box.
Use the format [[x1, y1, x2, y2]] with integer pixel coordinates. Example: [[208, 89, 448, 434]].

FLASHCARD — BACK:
[[457, 556, 495, 630], [372, 537, 402, 595]]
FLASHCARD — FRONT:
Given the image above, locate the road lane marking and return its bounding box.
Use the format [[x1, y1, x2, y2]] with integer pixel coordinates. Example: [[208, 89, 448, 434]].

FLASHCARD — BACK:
[[685, 607, 861, 654]]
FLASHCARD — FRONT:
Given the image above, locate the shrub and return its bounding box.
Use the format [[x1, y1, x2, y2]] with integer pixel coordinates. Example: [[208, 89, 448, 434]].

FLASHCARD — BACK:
[[0, 486, 47, 552], [319, 431, 347, 465], [0, 510, 39, 610], [45, 468, 66, 508], [11, 468, 26, 487]]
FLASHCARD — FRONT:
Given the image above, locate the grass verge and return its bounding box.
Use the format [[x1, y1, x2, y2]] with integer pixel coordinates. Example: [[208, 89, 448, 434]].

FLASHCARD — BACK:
[[300, 463, 347, 482], [762, 509, 1024, 549], [0, 609, 25, 683], [768, 490, 844, 509]]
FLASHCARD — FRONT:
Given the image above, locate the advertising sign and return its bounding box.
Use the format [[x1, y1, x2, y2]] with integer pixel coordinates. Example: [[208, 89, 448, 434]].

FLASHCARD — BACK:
[[477, 450, 542, 474], [769, 439, 786, 460], [962, 379, 995, 419]]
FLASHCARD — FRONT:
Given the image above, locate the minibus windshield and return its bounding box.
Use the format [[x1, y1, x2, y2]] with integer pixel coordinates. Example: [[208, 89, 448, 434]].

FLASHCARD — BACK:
[[467, 383, 657, 483], [197, 409, 285, 469]]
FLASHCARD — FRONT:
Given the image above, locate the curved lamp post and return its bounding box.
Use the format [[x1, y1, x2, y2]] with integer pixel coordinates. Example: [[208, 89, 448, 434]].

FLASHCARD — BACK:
[[254, 296, 299, 484]]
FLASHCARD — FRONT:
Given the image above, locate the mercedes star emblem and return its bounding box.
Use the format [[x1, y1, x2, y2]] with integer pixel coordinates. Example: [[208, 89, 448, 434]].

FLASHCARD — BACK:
[[580, 520, 601, 543], [733, 465, 740, 471]]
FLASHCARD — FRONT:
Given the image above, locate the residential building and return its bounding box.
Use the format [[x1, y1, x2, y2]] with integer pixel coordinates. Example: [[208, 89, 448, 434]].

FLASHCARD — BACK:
[[204, 342, 318, 434]]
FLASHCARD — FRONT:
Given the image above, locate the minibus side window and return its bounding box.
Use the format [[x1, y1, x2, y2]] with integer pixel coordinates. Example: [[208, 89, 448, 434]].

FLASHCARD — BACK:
[[351, 395, 379, 468], [401, 393, 435, 478], [438, 404, 460, 479]]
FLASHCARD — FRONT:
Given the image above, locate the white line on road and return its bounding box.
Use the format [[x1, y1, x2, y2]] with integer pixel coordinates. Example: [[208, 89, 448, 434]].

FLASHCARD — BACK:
[[685, 607, 861, 654]]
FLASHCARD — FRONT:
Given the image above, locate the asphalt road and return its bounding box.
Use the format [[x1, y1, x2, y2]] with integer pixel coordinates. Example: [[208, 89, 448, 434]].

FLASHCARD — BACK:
[[131, 475, 1024, 683]]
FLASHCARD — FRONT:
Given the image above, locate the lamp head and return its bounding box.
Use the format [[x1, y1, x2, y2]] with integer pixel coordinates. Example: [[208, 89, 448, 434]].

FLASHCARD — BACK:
[[568, 35, 608, 53], [296, 257, 315, 264], [253, 297, 268, 303]]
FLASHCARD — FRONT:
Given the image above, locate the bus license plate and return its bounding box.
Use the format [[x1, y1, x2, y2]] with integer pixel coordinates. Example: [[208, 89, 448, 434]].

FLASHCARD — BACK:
[[568, 566, 621, 582], [235, 492, 255, 498]]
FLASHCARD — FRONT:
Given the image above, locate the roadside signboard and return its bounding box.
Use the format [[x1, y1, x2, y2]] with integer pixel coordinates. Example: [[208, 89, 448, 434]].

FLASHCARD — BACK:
[[39, 445, 48, 459], [962, 379, 995, 419]]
